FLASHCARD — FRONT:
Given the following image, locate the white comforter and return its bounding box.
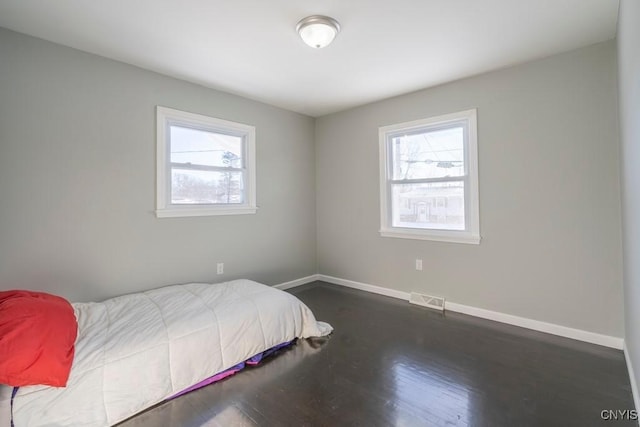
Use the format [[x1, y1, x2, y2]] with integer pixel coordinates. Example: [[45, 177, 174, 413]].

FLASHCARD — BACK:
[[7, 279, 332, 426]]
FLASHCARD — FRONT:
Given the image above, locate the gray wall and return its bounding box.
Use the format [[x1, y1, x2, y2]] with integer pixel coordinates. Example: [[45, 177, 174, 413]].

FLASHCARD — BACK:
[[0, 28, 317, 302], [0, 27, 626, 340], [617, 0, 640, 400], [316, 41, 623, 337]]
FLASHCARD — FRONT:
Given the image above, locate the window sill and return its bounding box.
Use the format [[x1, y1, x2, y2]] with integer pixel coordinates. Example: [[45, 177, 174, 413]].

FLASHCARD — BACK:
[[156, 206, 257, 218], [379, 229, 480, 245]]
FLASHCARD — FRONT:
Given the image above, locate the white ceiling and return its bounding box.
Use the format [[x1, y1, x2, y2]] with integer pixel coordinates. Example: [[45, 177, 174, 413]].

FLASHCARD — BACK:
[[0, 1, 619, 117]]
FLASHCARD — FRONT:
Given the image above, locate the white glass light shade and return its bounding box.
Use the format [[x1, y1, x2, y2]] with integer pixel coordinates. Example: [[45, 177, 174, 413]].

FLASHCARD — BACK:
[[296, 16, 340, 49]]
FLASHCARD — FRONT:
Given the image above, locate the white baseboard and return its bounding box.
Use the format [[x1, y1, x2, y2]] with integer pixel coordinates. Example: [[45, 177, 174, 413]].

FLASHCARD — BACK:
[[274, 274, 320, 290], [318, 275, 411, 300], [315, 274, 623, 350], [445, 301, 623, 349], [624, 343, 640, 413]]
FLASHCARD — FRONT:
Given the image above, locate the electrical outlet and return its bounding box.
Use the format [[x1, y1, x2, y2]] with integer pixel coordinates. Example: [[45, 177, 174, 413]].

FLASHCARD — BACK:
[[415, 259, 423, 271], [217, 263, 224, 274]]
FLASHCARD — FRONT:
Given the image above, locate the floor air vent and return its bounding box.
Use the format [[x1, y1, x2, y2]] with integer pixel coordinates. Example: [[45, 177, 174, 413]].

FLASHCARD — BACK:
[[409, 292, 445, 311]]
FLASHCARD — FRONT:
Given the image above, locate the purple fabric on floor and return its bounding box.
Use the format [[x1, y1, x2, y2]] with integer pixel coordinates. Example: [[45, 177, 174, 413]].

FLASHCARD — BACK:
[[246, 340, 294, 365], [168, 362, 245, 400], [166, 339, 295, 400]]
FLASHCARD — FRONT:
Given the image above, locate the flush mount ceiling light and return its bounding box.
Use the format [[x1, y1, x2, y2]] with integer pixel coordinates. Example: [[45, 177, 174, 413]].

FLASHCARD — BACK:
[[296, 15, 341, 49]]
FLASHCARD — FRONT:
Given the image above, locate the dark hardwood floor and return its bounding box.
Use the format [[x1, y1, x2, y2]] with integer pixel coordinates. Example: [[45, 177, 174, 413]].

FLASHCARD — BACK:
[[118, 281, 635, 426]]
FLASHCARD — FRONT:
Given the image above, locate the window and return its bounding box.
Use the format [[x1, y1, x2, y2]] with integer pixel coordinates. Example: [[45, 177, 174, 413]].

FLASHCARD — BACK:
[[379, 109, 480, 244], [156, 106, 256, 218]]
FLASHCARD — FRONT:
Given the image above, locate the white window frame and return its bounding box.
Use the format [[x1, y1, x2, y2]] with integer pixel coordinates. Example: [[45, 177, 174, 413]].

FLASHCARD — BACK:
[[379, 109, 480, 244], [156, 106, 257, 218]]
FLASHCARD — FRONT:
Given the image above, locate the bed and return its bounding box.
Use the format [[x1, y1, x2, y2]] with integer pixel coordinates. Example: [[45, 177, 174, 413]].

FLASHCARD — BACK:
[[0, 279, 332, 426]]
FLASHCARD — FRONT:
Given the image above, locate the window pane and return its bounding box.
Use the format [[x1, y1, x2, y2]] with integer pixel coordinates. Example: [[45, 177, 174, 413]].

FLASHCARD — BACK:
[[171, 169, 244, 204], [170, 125, 243, 168], [391, 126, 464, 180], [391, 181, 465, 230]]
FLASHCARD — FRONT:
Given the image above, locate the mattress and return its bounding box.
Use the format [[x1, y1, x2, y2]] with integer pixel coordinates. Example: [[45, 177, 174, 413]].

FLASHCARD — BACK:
[[2, 279, 331, 426]]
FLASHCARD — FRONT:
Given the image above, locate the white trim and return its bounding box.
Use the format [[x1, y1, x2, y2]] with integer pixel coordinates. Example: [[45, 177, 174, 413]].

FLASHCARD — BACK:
[[380, 230, 480, 244], [316, 274, 623, 349], [319, 275, 411, 300], [624, 343, 640, 413], [156, 106, 257, 218], [445, 301, 623, 349], [466, 109, 480, 238], [156, 206, 257, 218], [378, 109, 480, 244], [273, 274, 320, 290]]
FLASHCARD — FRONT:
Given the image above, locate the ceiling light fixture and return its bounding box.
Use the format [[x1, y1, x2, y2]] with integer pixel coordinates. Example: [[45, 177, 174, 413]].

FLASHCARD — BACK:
[[296, 15, 340, 49]]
